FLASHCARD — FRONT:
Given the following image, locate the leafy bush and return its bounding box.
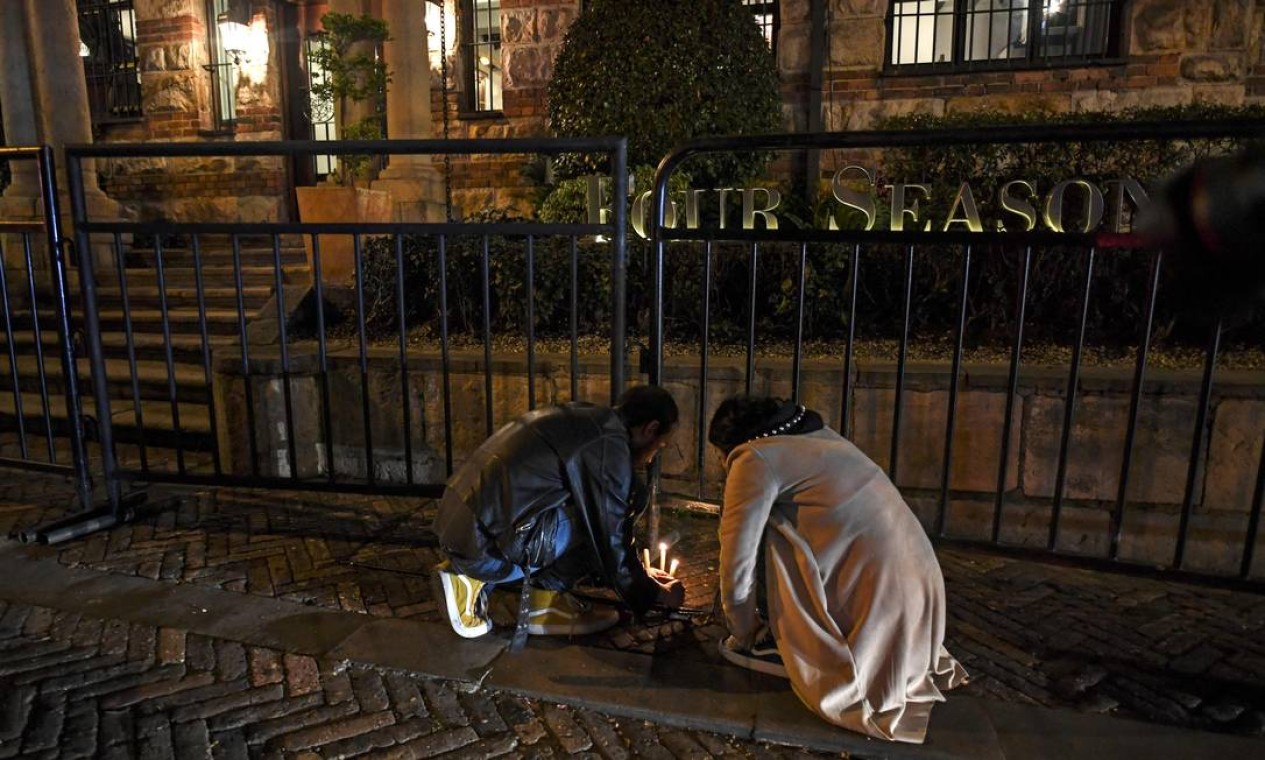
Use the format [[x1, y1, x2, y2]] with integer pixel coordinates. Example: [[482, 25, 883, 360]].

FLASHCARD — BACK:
[[358, 106, 1264, 353], [547, 0, 781, 187], [870, 104, 1265, 347]]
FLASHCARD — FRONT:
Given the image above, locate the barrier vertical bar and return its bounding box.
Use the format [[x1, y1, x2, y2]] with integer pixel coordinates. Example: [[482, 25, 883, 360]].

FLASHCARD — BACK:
[[0, 254, 30, 459], [480, 235, 494, 437], [745, 243, 759, 395], [38, 147, 93, 505], [890, 245, 915, 481], [153, 237, 187, 474], [938, 245, 972, 536], [65, 153, 123, 514], [1175, 319, 1222, 569], [438, 235, 455, 476], [569, 236, 579, 401], [697, 241, 713, 498], [353, 233, 374, 484], [231, 234, 260, 477], [841, 245, 860, 439], [311, 235, 335, 483], [19, 234, 56, 461], [190, 234, 222, 475], [113, 233, 147, 471], [394, 234, 415, 484], [791, 243, 808, 403], [1111, 250, 1164, 560], [993, 246, 1032, 543], [610, 139, 628, 401], [1050, 247, 1096, 551], [525, 235, 536, 410]]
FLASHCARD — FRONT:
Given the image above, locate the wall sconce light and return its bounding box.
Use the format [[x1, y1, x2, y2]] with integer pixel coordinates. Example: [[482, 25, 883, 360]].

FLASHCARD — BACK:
[[217, 0, 252, 64]]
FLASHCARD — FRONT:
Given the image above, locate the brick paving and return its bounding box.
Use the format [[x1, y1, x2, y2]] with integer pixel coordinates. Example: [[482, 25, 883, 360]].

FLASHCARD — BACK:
[[2, 469, 1265, 750], [0, 599, 833, 759]]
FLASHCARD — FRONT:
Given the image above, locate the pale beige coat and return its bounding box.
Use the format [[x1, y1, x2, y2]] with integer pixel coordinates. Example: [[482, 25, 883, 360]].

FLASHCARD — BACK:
[[720, 427, 968, 743]]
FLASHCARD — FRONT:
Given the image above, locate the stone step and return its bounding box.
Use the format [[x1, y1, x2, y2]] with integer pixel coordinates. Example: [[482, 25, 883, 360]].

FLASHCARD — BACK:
[[94, 306, 251, 335], [128, 245, 309, 269], [68, 264, 312, 289], [0, 391, 212, 450], [0, 328, 240, 365], [92, 284, 276, 312], [0, 353, 209, 404]]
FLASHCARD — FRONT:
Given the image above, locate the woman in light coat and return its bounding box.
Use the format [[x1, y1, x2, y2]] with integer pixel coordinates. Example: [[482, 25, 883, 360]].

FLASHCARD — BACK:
[[708, 395, 968, 744]]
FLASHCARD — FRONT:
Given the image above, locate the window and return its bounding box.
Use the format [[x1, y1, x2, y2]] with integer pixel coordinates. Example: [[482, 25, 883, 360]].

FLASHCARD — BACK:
[[888, 0, 1122, 69], [743, 0, 778, 56], [77, 0, 143, 126], [304, 33, 338, 179], [205, 0, 239, 132], [463, 0, 501, 113]]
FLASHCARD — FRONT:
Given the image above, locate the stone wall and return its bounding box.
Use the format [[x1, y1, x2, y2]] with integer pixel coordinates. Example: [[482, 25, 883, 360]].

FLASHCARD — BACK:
[[430, 0, 581, 218], [771, 0, 1265, 132], [213, 348, 1265, 577], [98, 0, 287, 222]]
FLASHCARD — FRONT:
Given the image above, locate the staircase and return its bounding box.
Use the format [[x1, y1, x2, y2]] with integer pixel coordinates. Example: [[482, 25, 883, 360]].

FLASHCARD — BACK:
[[0, 236, 309, 464]]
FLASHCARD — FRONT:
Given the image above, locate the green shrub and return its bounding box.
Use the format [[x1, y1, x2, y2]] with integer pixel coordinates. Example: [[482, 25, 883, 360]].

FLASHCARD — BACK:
[[358, 106, 1264, 353], [871, 104, 1265, 348], [547, 0, 781, 187]]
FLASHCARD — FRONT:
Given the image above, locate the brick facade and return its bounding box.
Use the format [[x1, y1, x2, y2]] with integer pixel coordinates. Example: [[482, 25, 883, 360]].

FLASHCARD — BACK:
[[97, 0, 1265, 222], [96, 0, 287, 222]]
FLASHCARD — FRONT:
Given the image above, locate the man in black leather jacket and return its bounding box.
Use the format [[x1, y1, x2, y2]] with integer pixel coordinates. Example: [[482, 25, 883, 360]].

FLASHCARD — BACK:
[[433, 385, 685, 639]]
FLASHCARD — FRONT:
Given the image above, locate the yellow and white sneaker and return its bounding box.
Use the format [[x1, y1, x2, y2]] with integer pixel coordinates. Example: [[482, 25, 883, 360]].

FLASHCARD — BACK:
[[436, 561, 492, 638], [526, 589, 619, 636]]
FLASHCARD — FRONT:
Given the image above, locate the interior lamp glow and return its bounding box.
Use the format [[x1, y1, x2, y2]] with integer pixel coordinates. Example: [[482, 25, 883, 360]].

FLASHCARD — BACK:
[[217, 0, 252, 64]]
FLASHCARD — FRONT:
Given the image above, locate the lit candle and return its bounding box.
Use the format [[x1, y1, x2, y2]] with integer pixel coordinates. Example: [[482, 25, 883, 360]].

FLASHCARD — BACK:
[[643, 548, 651, 569], [669, 557, 680, 576], [659, 542, 667, 572]]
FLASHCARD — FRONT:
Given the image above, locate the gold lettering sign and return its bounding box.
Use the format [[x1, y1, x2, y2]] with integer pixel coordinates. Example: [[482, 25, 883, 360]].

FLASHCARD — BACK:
[[584, 167, 1149, 239]]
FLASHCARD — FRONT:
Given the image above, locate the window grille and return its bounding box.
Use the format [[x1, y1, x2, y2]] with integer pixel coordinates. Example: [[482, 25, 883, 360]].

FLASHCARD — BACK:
[[743, 0, 779, 56], [888, 0, 1122, 70], [463, 0, 501, 113], [205, 0, 238, 132], [77, 0, 144, 126]]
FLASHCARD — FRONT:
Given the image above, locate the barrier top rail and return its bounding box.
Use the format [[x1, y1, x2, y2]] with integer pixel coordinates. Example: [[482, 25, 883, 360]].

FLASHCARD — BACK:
[[65, 136, 629, 159]]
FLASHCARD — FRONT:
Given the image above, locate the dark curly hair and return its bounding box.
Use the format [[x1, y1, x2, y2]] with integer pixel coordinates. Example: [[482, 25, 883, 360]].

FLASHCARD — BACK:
[[707, 396, 789, 454]]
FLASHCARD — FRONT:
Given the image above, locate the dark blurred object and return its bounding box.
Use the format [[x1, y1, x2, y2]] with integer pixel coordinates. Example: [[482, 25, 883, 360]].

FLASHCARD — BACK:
[[1137, 145, 1265, 317]]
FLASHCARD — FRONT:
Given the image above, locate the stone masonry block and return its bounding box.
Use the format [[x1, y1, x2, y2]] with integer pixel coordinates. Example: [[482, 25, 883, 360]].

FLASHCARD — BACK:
[[1202, 398, 1265, 513], [828, 17, 885, 69], [851, 388, 1021, 493], [1023, 393, 1198, 506], [502, 9, 536, 44]]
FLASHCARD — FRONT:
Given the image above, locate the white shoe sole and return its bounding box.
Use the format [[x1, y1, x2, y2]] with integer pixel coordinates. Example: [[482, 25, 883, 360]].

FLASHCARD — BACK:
[[718, 639, 789, 678], [438, 570, 492, 639]]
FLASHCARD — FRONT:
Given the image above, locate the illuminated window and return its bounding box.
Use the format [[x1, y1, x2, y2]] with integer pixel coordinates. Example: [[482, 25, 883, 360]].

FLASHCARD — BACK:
[[205, 0, 239, 132], [77, 0, 143, 127], [743, 0, 778, 56], [463, 0, 501, 113], [888, 0, 1123, 69]]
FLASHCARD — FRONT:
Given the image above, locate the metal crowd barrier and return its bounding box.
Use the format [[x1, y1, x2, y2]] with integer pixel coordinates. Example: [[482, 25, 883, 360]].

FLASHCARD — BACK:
[[648, 120, 1265, 589], [60, 138, 629, 510], [0, 146, 97, 531]]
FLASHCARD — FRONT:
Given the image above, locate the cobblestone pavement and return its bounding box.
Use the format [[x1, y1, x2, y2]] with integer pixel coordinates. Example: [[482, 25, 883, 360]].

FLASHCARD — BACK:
[[0, 599, 838, 759], [3, 471, 1265, 744]]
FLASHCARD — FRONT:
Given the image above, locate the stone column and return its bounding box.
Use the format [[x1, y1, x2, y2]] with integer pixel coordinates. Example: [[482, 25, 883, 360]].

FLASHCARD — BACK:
[[370, 0, 446, 221], [0, 0, 127, 273], [0, 0, 46, 275]]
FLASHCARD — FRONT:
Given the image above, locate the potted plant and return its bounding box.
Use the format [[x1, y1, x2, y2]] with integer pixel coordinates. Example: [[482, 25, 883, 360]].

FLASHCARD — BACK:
[[296, 12, 393, 285]]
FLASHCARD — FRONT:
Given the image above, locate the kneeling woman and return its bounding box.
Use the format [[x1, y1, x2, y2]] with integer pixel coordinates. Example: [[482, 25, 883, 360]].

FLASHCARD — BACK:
[[708, 395, 968, 744]]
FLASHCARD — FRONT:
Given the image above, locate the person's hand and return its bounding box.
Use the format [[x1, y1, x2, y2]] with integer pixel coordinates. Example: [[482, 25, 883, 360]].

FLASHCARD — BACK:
[[654, 576, 685, 609], [646, 566, 675, 584]]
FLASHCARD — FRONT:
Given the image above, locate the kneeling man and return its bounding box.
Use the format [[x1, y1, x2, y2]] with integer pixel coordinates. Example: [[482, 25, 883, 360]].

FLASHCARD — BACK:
[[434, 385, 685, 639]]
